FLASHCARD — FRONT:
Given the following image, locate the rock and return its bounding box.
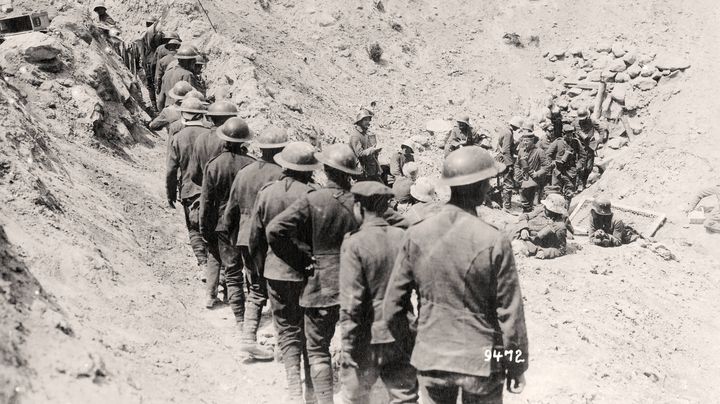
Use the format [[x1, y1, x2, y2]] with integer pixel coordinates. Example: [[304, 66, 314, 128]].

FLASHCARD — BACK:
[[278, 90, 303, 113], [569, 46, 583, 57], [635, 77, 657, 91], [629, 118, 643, 134], [622, 52, 637, 66], [601, 69, 616, 81], [614, 72, 630, 83], [567, 87, 583, 97], [577, 72, 587, 80], [640, 65, 655, 77], [654, 55, 691, 71], [24, 45, 61, 63], [626, 64, 641, 78], [638, 53, 655, 66], [596, 43, 612, 53], [587, 70, 602, 82], [549, 55, 558, 62], [316, 12, 336, 27], [601, 96, 612, 117], [609, 59, 627, 72], [611, 43, 626, 58], [556, 98, 569, 110], [543, 73, 555, 81], [611, 84, 628, 103], [652, 69, 663, 80], [661, 69, 671, 76], [552, 48, 566, 57], [625, 91, 640, 110], [410, 134, 431, 147], [609, 101, 623, 120], [607, 137, 628, 149]]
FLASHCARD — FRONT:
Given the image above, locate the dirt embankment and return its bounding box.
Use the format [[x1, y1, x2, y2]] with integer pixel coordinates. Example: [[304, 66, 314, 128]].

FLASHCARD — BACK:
[[1, 0, 719, 403]]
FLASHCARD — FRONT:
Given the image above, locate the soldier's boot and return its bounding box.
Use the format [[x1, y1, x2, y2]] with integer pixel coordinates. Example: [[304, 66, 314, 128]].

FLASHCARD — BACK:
[[309, 363, 333, 404], [283, 354, 304, 403], [239, 304, 274, 361]]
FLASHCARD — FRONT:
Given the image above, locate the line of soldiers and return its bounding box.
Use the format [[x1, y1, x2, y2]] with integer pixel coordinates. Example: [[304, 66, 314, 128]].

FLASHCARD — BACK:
[[159, 83, 529, 401]]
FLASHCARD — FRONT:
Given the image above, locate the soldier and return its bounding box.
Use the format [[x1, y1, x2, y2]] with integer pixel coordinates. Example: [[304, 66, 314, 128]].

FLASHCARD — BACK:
[[339, 181, 419, 404], [166, 98, 210, 280], [189, 101, 239, 189], [588, 197, 627, 247], [443, 115, 488, 157], [92, 2, 116, 26], [194, 53, 209, 95], [404, 177, 443, 225], [198, 118, 255, 308], [392, 162, 419, 208], [267, 144, 364, 404], [512, 193, 568, 259], [349, 109, 383, 182], [165, 90, 208, 140], [546, 124, 585, 203], [220, 127, 289, 360], [514, 129, 550, 213], [575, 108, 600, 191], [149, 80, 194, 131], [154, 41, 182, 96], [249, 142, 322, 403], [157, 46, 199, 110], [383, 146, 528, 404], [497, 116, 523, 210], [388, 140, 415, 186]]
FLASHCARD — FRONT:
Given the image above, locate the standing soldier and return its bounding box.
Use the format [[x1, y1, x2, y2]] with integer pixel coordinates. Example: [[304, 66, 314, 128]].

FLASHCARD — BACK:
[[157, 46, 199, 110], [514, 129, 550, 213], [199, 118, 255, 309], [267, 144, 363, 404], [496, 116, 523, 211], [190, 101, 239, 189], [165, 90, 208, 140], [92, 2, 116, 25], [384, 146, 529, 404], [149, 80, 193, 132], [249, 142, 322, 403], [443, 115, 487, 157], [220, 127, 289, 360], [575, 108, 600, 191], [339, 181, 419, 404], [349, 109, 383, 182], [546, 124, 584, 203], [166, 98, 210, 281]]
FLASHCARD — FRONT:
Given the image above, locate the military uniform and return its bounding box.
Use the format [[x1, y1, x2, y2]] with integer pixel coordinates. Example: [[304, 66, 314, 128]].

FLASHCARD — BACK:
[[166, 121, 211, 266], [589, 213, 626, 247], [339, 215, 419, 404], [349, 126, 382, 182], [155, 53, 177, 93], [199, 150, 255, 303], [513, 209, 568, 258], [545, 134, 585, 201], [158, 65, 198, 110], [149, 105, 181, 131], [384, 204, 528, 404], [388, 152, 414, 186], [576, 120, 600, 189], [443, 124, 485, 157], [249, 175, 317, 401], [496, 125, 519, 209], [514, 145, 550, 212], [219, 160, 283, 323], [392, 177, 414, 205], [190, 128, 225, 189], [267, 179, 360, 404]]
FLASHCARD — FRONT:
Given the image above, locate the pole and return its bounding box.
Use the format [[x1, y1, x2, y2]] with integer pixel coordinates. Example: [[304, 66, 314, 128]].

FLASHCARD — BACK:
[[196, 0, 218, 33]]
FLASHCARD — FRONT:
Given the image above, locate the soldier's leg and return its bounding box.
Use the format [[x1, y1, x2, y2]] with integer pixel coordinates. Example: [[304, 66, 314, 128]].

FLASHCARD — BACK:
[[304, 306, 340, 404], [182, 199, 207, 269], [204, 235, 222, 308], [239, 247, 273, 360], [459, 375, 503, 404], [268, 280, 306, 401], [519, 187, 536, 213], [340, 353, 377, 404], [417, 371, 459, 404], [379, 342, 419, 404], [219, 233, 244, 323], [501, 169, 515, 210]]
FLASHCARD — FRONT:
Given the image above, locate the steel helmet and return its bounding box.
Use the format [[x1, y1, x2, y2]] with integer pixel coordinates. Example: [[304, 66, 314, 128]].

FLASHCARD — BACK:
[[315, 144, 363, 175], [216, 117, 253, 143], [273, 141, 322, 171], [184, 90, 207, 103], [351, 181, 394, 198], [438, 146, 505, 187], [175, 46, 198, 60], [577, 107, 590, 120], [179, 97, 207, 114], [542, 194, 568, 216], [592, 197, 613, 216], [400, 139, 415, 152], [410, 177, 436, 203], [509, 116, 524, 128], [355, 109, 374, 124], [456, 115, 470, 125], [167, 80, 194, 100], [163, 31, 181, 41], [206, 101, 238, 117], [92, 1, 106, 12], [521, 121, 534, 132], [256, 126, 289, 149], [195, 53, 208, 65], [402, 162, 419, 177]]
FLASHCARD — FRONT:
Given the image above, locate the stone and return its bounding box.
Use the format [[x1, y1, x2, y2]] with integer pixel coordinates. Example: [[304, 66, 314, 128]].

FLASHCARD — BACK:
[[567, 87, 583, 97], [278, 89, 303, 113], [601, 96, 612, 117], [24, 45, 61, 63], [552, 48, 566, 57], [587, 70, 602, 82], [629, 118, 643, 134], [577, 72, 587, 80], [556, 98, 569, 109], [549, 55, 558, 62], [607, 137, 628, 149], [569, 46, 583, 57], [609, 59, 627, 72], [635, 77, 657, 91], [626, 64, 641, 78], [661, 69, 671, 76], [611, 43, 626, 58], [609, 101, 623, 120], [544, 73, 555, 81], [640, 65, 655, 77], [652, 69, 663, 80], [622, 52, 637, 66], [625, 91, 640, 110], [614, 72, 630, 83], [654, 55, 691, 71], [601, 69, 616, 81], [611, 84, 628, 103], [316, 12, 336, 27], [596, 43, 612, 53]]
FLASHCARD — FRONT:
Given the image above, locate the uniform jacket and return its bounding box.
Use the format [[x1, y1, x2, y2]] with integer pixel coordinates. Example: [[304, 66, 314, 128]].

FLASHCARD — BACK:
[[444, 124, 484, 151], [249, 176, 316, 282], [190, 128, 225, 189], [221, 159, 283, 246], [349, 126, 381, 177], [166, 121, 210, 202], [514, 145, 550, 186], [404, 201, 442, 225], [546, 136, 586, 176], [199, 150, 255, 238], [392, 177, 414, 204], [151, 44, 172, 84], [383, 204, 529, 377], [589, 214, 625, 245], [496, 126, 518, 166], [340, 216, 409, 358], [388, 152, 414, 184], [513, 209, 567, 258], [149, 105, 181, 130], [267, 180, 359, 308], [155, 53, 177, 90], [158, 65, 198, 109]]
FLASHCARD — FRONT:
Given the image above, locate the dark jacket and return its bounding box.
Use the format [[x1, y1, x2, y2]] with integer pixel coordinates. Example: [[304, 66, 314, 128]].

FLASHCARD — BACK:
[[199, 150, 255, 238], [444, 124, 486, 156], [155, 53, 177, 90], [513, 209, 567, 258], [404, 201, 442, 225], [392, 177, 414, 204], [340, 216, 409, 358], [158, 65, 198, 109], [150, 44, 173, 87], [250, 176, 316, 282], [383, 204, 529, 378], [496, 126, 517, 166], [389, 152, 414, 184], [589, 213, 625, 247], [349, 126, 381, 177], [221, 160, 283, 246], [166, 121, 210, 202], [149, 105, 181, 130], [514, 145, 550, 187], [190, 128, 225, 189], [546, 136, 585, 176], [267, 180, 359, 308]]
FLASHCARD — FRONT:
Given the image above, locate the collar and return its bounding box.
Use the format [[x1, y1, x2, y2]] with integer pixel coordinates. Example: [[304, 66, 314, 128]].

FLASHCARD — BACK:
[[360, 215, 389, 229], [442, 202, 478, 217], [184, 120, 205, 127], [353, 125, 367, 136]]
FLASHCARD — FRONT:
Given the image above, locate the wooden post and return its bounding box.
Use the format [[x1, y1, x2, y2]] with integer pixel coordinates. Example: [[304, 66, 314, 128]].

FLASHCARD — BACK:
[[593, 81, 606, 120]]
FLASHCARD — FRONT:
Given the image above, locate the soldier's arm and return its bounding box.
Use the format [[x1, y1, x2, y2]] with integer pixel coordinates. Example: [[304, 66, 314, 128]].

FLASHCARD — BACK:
[[149, 109, 169, 130], [492, 237, 529, 377], [189, 138, 204, 186], [165, 138, 180, 203], [501, 131, 515, 165], [154, 61, 165, 89], [248, 192, 268, 276], [383, 208, 410, 229], [267, 196, 313, 272], [687, 186, 720, 212], [339, 238, 367, 358], [218, 175, 242, 237], [610, 219, 625, 246], [537, 225, 567, 258], [389, 154, 402, 178], [534, 149, 551, 179], [199, 163, 216, 240], [349, 133, 374, 157], [383, 236, 417, 341]]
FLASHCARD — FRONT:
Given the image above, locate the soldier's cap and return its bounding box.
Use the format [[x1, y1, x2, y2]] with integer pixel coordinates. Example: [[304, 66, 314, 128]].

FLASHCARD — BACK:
[[355, 108, 374, 124], [521, 121, 534, 132], [562, 124, 575, 132], [542, 194, 568, 216], [456, 115, 470, 125], [402, 162, 419, 177], [400, 139, 415, 151], [217, 117, 253, 143], [410, 177, 436, 203], [351, 181, 394, 198], [167, 39, 181, 46], [520, 131, 538, 140], [592, 197, 613, 216], [179, 97, 207, 114], [509, 116, 524, 128], [256, 126, 290, 149], [577, 108, 590, 119], [273, 141, 322, 171], [168, 80, 194, 100]]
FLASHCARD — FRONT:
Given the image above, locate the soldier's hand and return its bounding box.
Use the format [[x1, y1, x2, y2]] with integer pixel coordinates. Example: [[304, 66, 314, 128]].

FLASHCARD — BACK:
[[340, 351, 358, 369], [507, 373, 526, 394], [168, 199, 176, 209], [304, 256, 316, 277], [520, 229, 530, 240]]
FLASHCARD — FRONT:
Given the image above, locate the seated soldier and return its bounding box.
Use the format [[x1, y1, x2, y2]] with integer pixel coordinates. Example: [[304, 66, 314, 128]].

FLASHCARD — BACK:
[[392, 162, 419, 208], [512, 194, 568, 259], [589, 197, 627, 247]]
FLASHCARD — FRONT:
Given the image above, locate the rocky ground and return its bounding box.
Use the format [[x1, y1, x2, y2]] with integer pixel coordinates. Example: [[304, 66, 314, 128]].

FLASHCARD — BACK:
[[1, 0, 719, 403]]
